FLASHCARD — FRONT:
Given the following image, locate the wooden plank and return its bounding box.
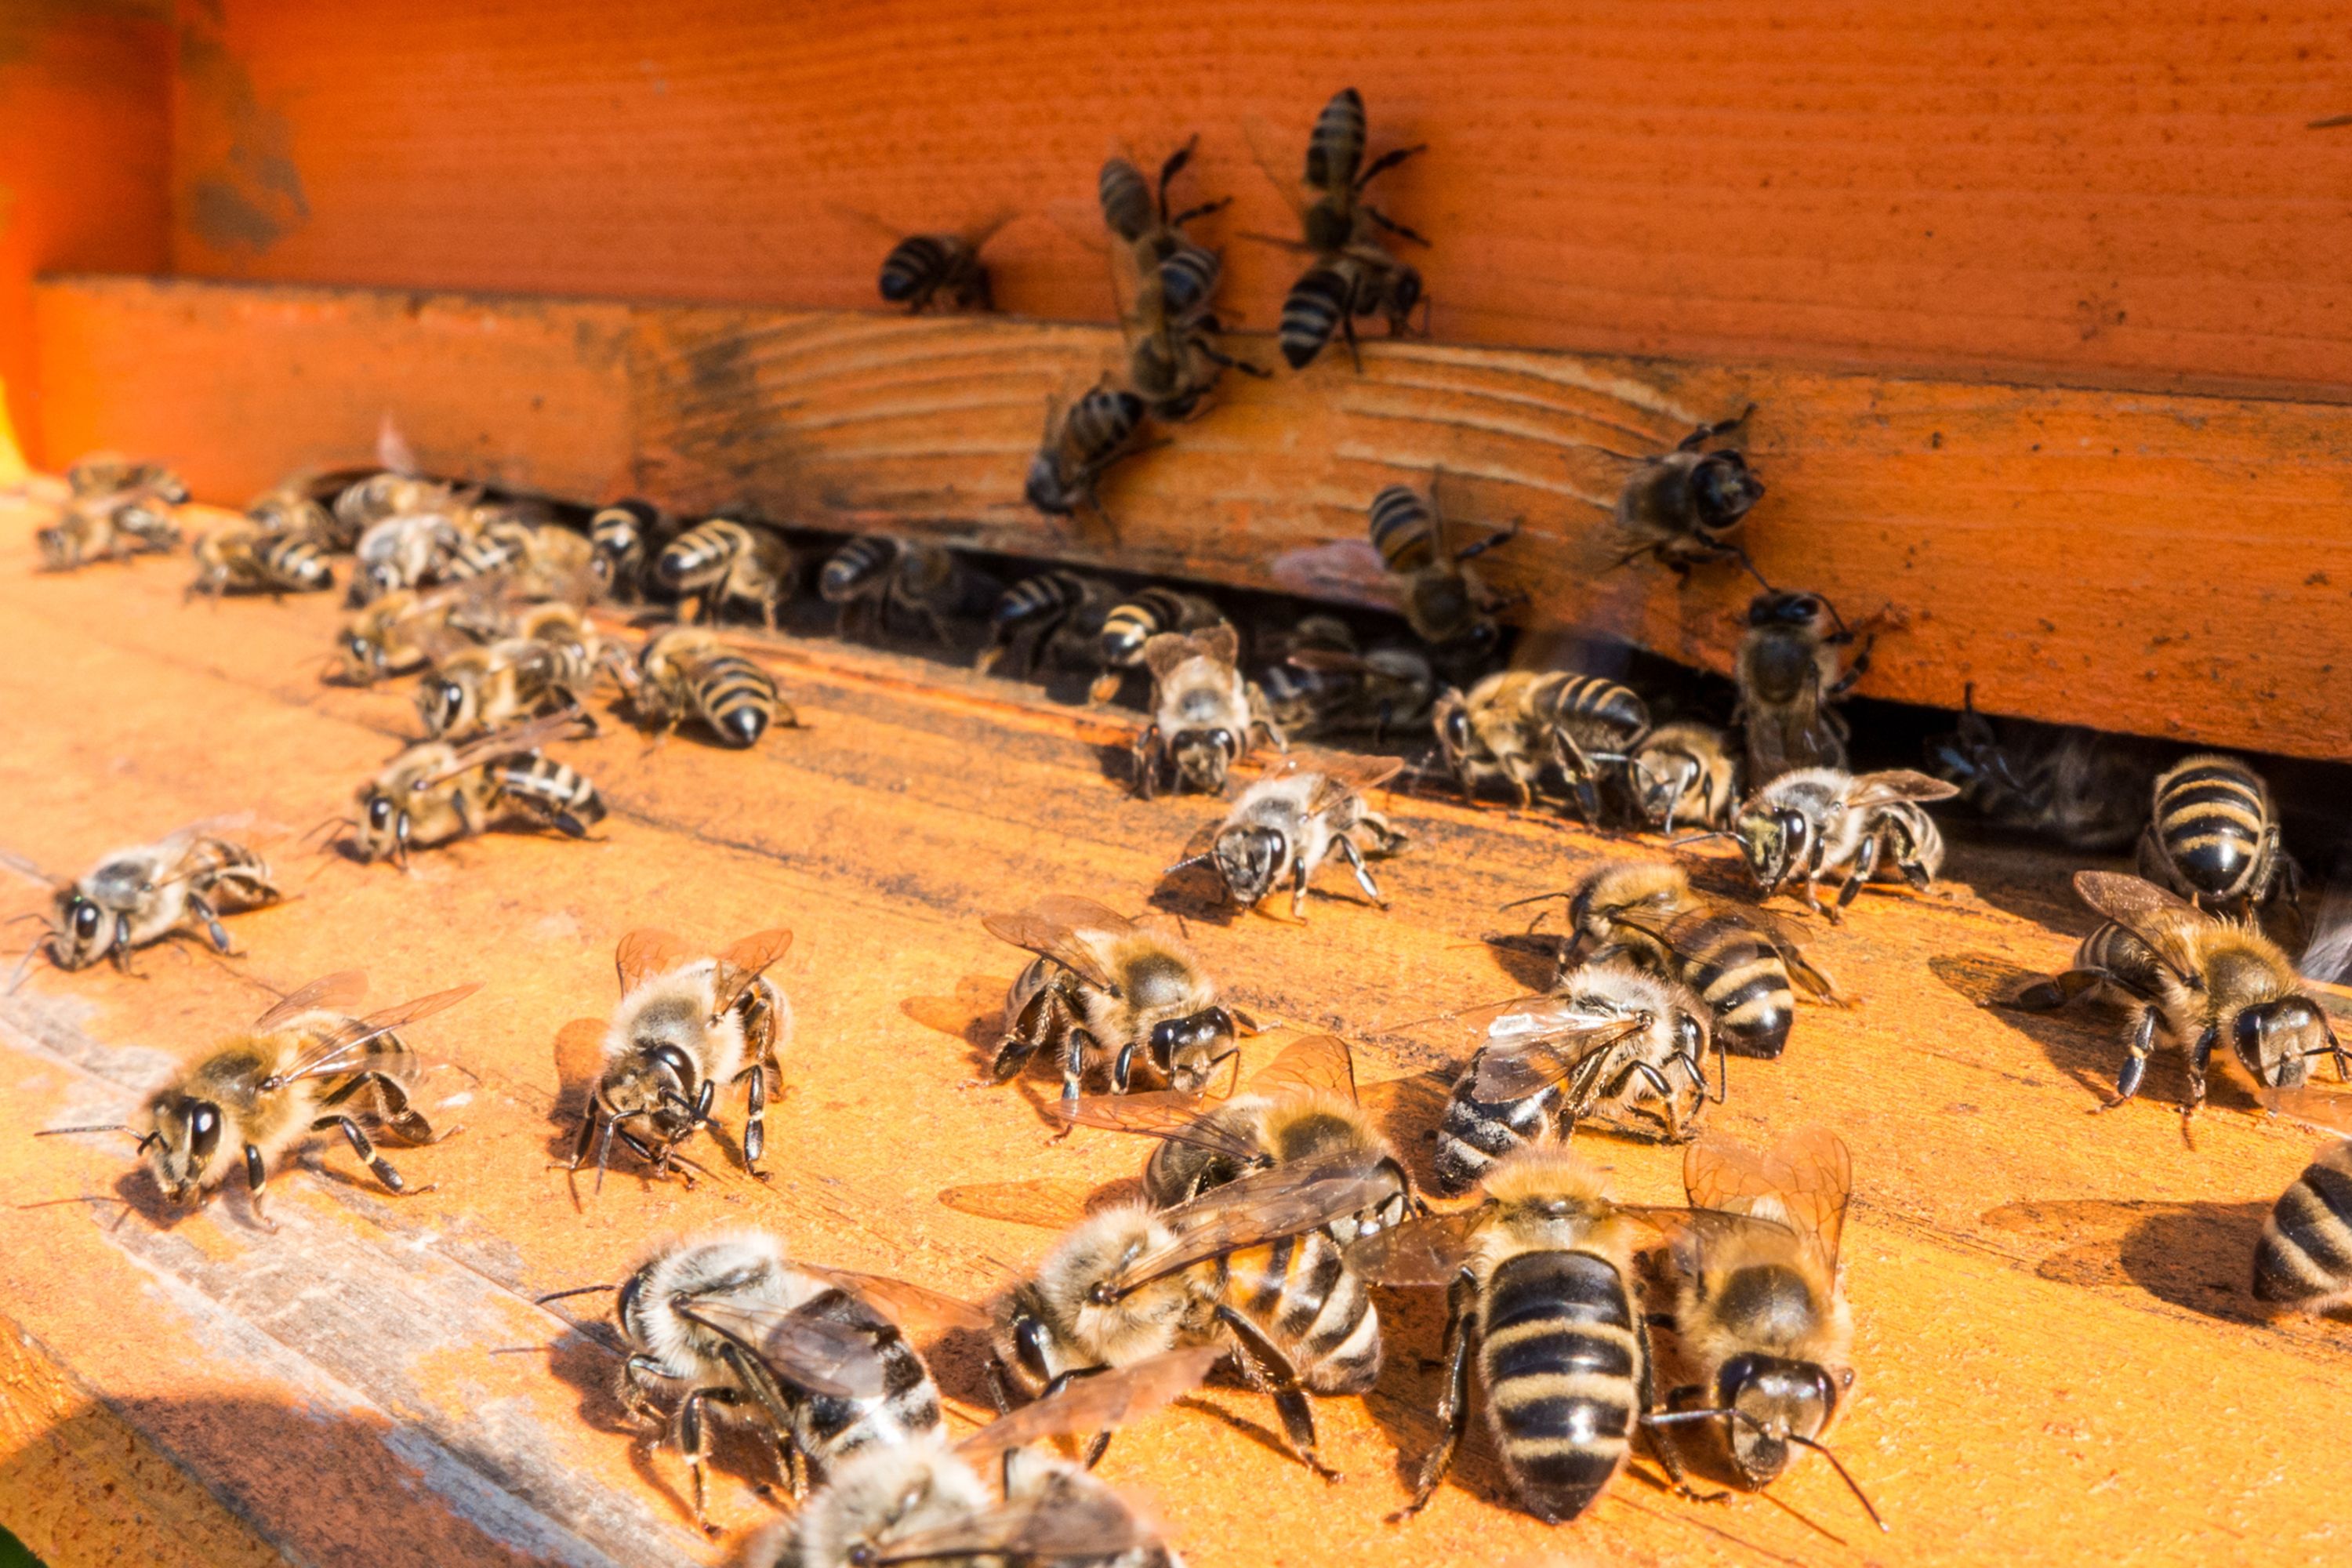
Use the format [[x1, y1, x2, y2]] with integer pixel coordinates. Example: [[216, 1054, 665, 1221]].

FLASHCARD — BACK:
[[3, 503, 2351, 1568], [167, 0, 2352, 396], [33, 274, 2352, 764]]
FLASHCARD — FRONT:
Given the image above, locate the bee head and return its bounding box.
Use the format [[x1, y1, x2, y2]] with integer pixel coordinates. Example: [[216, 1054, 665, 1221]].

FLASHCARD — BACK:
[[600, 1041, 702, 1138], [1631, 747, 1697, 825], [1407, 574, 1475, 645], [1151, 1007, 1238, 1093], [1022, 450, 1073, 517], [144, 1093, 225, 1205], [2233, 997, 2336, 1089], [1169, 728, 1238, 794], [340, 630, 387, 683], [46, 890, 111, 970], [1717, 1353, 1839, 1486], [1432, 690, 1473, 765], [354, 787, 408, 862], [1747, 590, 1828, 631], [1210, 824, 1287, 906], [1692, 451, 1765, 534], [1385, 264, 1425, 327], [34, 525, 72, 567], [418, 675, 469, 736], [1734, 806, 1809, 891]]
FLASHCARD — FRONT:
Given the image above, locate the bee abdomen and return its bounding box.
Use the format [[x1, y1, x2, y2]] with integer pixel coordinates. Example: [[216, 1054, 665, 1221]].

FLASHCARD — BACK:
[[1306, 87, 1367, 191], [695, 654, 780, 747], [879, 235, 953, 304], [793, 1291, 946, 1468], [1432, 1064, 1554, 1196], [2255, 1149, 2352, 1305], [1065, 387, 1145, 464], [1482, 1250, 1638, 1523], [994, 570, 1083, 630], [1225, 1235, 1381, 1394], [1101, 587, 1182, 666], [656, 520, 750, 590], [1542, 675, 1650, 747], [258, 535, 333, 591], [492, 756, 606, 833], [1367, 485, 1436, 572], [1279, 265, 1351, 369], [1156, 243, 1221, 321], [1099, 158, 1152, 244], [2149, 756, 2270, 900], [820, 535, 898, 601]]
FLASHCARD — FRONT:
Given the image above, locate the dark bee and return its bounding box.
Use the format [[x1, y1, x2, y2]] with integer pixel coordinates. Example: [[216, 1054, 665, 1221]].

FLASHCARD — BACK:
[[818, 535, 993, 648], [1607, 408, 1767, 580], [1098, 135, 1229, 271], [2137, 753, 2301, 920], [1926, 684, 2157, 853], [976, 569, 1118, 679], [1734, 590, 1871, 787], [1367, 478, 1519, 654], [1276, 252, 1425, 372], [877, 213, 1011, 313], [590, 499, 670, 601], [1025, 385, 1150, 531], [1255, 88, 1429, 371], [653, 519, 795, 629]]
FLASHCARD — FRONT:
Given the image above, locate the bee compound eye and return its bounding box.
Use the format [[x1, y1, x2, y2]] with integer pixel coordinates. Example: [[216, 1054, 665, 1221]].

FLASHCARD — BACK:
[[71, 901, 101, 938], [187, 1103, 221, 1161], [368, 797, 394, 829]]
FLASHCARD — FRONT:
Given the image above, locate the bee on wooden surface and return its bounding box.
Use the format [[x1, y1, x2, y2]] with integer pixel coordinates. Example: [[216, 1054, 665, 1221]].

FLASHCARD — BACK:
[[1432, 670, 1651, 824], [2136, 753, 2301, 920], [38, 971, 475, 1228], [818, 535, 995, 648], [1099, 134, 1229, 273], [1258, 621, 1437, 742], [1717, 767, 1958, 920], [1523, 859, 1842, 1060], [244, 466, 376, 550], [67, 453, 188, 505], [1735, 590, 1875, 787], [346, 714, 604, 867], [977, 568, 1119, 679], [759, 1346, 1217, 1568], [1605, 408, 1768, 582], [187, 523, 336, 599], [1367, 478, 1519, 655], [652, 517, 796, 629], [589, 499, 671, 601], [2015, 871, 2347, 1134], [1025, 384, 1152, 532], [24, 817, 281, 976], [618, 626, 796, 748], [1132, 626, 1287, 798], [1165, 753, 1406, 919], [1251, 88, 1429, 372], [983, 895, 1248, 1109], [332, 580, 498, 685], [1275, 249, 1426, 372], [553, 927, 795, 1189], [877, 213, 1011, 314], [534, 1229, 984, 1530], [1430, 967, 1717, 1195], [415, 628, 601, 740], [2252, 1087, 2352, 1312], [1092, 586, 1227, 703], [1926, 684, 2157, 853], [1626, 720, 1740, 836], [35, 492, 182, 570], [1119, 243, 1267, 421], [983, 1152, 1398, 1479], [352, 508, 466, 604], [1652, 1130, 1882, 1530], [441, 518, 597, 600], [332, 472, 456, 536], [1357, 1143, 1697, 1523]]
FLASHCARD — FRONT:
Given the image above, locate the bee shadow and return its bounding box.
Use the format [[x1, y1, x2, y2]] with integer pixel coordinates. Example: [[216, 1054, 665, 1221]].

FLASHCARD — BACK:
[[1358, 1067, 1461, 1194], [1356, 1282, 1516, 1506], [1927, 952, 2125, 1102], [1977, 1195, 2311, 1333], [900, 976, 1009, 1073], [1145, 867, 1239, 927], [1480, 930, 1568, 995]]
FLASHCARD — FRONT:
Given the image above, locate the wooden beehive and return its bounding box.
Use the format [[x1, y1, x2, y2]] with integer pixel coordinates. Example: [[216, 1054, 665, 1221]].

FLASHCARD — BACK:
[[2, 5, 2350, 1566]]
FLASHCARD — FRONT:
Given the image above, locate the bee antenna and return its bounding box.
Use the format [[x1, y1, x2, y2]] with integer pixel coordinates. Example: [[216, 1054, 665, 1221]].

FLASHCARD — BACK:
[[2, 913, 49, 927], [532, 1283, 617, 1306], [1785, 1434, 1887, 1533], [1670, 831, 1735, 849], [7, 937, 53, 994], [1499, 891, 1568, 911], [1163, 853, 1216, 876]]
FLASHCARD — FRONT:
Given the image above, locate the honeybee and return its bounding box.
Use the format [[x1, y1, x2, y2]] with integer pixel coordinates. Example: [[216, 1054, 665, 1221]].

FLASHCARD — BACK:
[[1132, 626, 1287, 798], [1165, 753, 1406, 918], [1719, 767, 1958, 920], [38, 971, 475, 1227], [67, 453, 188, 504], [1367, 478, 1520, 654], [984, 1150, 1399, 1478], [877, 213, 1011, 313], [187, 523, 336, 598], [352, 508, 466, 603], [1098, 135, 1229, 273], [977, 569, 1119, 679], [332, 580, 488, 685], [1254, 88, 1429, 372], [654, 518, 797, 628], [554, 927, 794, 1188], [1091, 586, 1227, 702], [347, 713, 605, 867], [1264, 633, 1438, 742], [1626, 720, 1740, 835], [1735, 590, 1873, 786], [1653, 1130, 1881, 1529], [332, 472, 456, 538], [2015, 871, 2347, 1133], [442, 518, 597, 601], [619, 626, 797, 747], [2252, 1087, 2352, 1311], [1606, 408, 1768, 581], [1356, 1142, 1696, 1523], [1528, 859, 1842, 1060], [24, 817, 281, 976], [35, 492, 182, 570], [589, 499, 672, 600], [415, 627, 602, 740], [1118, 244, 1265, 421], [245, 466, 374, 549], [983, 895, 1247, 1109], [1025, 384, 1151, 532], [1926, 684, 2156, 853], [1430, 967, 1717, 1195], [818, 535, 993, 647], [2137, 753, 2302, 920], [533, 1229, 982, 1530], [1432, 670, 1651, 823], [760, 1346, 1218, 1568]]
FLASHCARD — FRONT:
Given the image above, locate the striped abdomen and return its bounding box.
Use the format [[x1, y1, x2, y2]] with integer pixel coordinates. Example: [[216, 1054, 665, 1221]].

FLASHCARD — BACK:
[[1154, 243, 1221, 321], [1305, 87, 1367, 191], [786, 1289, 945, 1472], [1875, 801, 1946, 882], [258, 535, 333, 592], [1667, 913, 1796, 1059], [186, 839, 278, 909], [655, 520, 753, 591], [591, 500, 657, 573], [445, 524, 526, 580], [2254, 1145, 2352, 1307], [1100, 587, 1185, 668], [1065, 387, 1145, 467], [1217, 1231, 1381, 1394], [1432, 1054, 1558, 1196], [1367, 485, 1437, 572], [993, 570, 1087, 634], [1098, 158, 1153, 244], [488, 755, 605, 835], [2145, 755, 2274, 904], [1479, 1249, 1639, 1524], [1540, 674, 1651, 751], [1279, 263, 1352, 368], [878, 234, 976, 309], [691, 652, 782, 747], [821, 535, 898, 602]]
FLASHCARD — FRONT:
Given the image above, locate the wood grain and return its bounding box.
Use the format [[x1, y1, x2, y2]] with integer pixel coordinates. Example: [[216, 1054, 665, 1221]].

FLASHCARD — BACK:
[[2, 504, 2351, 1566], [36, 274, 2352, 764], [166, 0, 2352, 395]]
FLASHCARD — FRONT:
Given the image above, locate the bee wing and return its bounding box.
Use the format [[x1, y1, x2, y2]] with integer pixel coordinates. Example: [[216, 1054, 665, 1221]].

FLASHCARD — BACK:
[[870, 1476, 1152, 1566], [1343, 1205, 1489, 1287], [614, 928, 691, 994], [2297, 877, 2352, 986], [263, 982, 482, 1088], [955, 1344, 1223, 1471], [148, 811, 259, 866], [2262, 1086, 2352, 1139], [791, 1265, 993, 1335], [2071, 869, 2201, 971], [1268, 539, 1393, 601], [422, 713, 591, 782], [1845, 769, 1963, 809], [1472, 1016, 1650, 1102], [1386, 989, 1558, 1036], [552, 1018, 608, 1101], [1110, 1152, 1398, 1295], [667, 1298, 890, 1400], [980, 902, 1124, 993], [1247, 1032, 1359, 1104], [1684, 1127, 1853, 1271], [710, 927, 793, 1015], [1042, 1089, 1260, 1160], [249, 971, 369, 1033], [936, 1178, 1100, 1230]]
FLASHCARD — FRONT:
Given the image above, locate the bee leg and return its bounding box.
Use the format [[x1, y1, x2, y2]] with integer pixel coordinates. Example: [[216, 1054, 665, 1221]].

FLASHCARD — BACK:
[[1334, 834, 1387, 908], [319, 1115, 434, 1197], [1340, 306, 1365, 375], [1290, 855, 1312, 920], [2095, 1007, 2161, 1112], [185, 893, 233, 953], [1637, 1310, 1726, 1503], [741, 1061, 768, 1180], [1211, 1305, 1339, 1483], [984, 1356, 1016, 1417], [674, 1388, 720, 1536], [1390, 1269, 1478, 1520], [243, 1143, 278, 1232], [2183, 1024, 2219, 1138], [1131, 724, 1163, 800], [1062, 1026, 1099, 1112]]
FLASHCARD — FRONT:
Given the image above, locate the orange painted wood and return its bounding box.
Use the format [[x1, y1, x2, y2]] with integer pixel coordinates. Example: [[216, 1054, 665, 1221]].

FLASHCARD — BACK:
[[0, 3, 169, 458], [34, 274, 2352, 764], [3, 511, 2351, 1566], [168, 0, 2352, 396]]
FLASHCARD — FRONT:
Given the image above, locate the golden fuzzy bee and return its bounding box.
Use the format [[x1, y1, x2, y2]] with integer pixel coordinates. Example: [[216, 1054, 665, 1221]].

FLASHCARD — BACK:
[[652, 518, 796, 628], [351, 506, 469, 604], [414, 626, 602, 740], [619, 626, 796, 748], [1626, 720, 1740, 835], [332, 581, 485, 685], [346, 714, 605, 867], [554, 927, 794, 1188], [1606, 408, 1769, 581], [1719, 766, 1958, 920], [1166, 752, 1406, 919], [982, 895, 1249, 1109], [1132, 626, 1287, 798], [1366, 478, 1520, 655], [1735, 590, 1874, 786], [1025, 383, 1151, 531], [2016, 871, 2347, 1133], [2252, 1087, 2352, 1312], [67, 452, 188, 505], [1651, 1130, 1880, 1530], [187, 522, 336, 599], [1432, 669, 1650, 822], [26, 816, 282, 976], [40, 971, 475, 1227], [36, 491, 183, 570], [1091, 586, 1227, 702]]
